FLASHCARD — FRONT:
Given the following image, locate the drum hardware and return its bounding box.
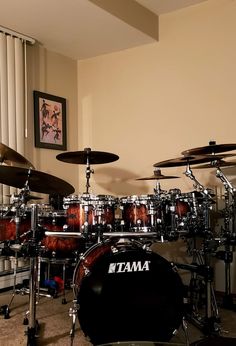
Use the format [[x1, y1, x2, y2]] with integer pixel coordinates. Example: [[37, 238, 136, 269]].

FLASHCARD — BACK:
[[174, 239, 221, 336], [45, 230, 158, 238], [0, 142, 34, 168], [211, 165, 236, 310], [0, 186, 35, 318], [56, 147, 119, 194], [135, 168, 180, 180], [24, 204, 40, 345]]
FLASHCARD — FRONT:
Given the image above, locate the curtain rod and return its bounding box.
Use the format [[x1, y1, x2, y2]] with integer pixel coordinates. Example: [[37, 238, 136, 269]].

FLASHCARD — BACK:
[[0, 25, 35, 44]]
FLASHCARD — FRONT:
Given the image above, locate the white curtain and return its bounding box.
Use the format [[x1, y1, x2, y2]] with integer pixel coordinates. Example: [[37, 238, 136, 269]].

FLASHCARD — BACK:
[[0, 33, 26, 203]]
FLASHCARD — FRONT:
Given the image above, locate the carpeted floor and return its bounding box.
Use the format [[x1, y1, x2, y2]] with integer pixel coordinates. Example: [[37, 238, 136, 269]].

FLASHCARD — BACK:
[[0, 287, 236, 346]]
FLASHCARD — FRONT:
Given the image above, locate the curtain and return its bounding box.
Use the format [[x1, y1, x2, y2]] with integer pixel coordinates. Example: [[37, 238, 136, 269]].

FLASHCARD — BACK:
[[0, 33, 27, 204]]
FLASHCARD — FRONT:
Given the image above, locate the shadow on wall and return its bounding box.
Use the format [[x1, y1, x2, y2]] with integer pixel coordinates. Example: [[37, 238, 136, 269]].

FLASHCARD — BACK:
[[93, 166, 153, 196]]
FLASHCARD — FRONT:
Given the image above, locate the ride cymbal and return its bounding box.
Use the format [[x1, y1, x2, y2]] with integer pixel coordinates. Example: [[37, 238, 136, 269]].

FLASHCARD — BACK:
[[136, 169, 180, 180], [153, 155, 221, 168], [0, 166, 75, 195], [0, 142, 34, 168], [194, 160, 236, 169], [56, 147, 119, 165], [182, 143, 236, 156]]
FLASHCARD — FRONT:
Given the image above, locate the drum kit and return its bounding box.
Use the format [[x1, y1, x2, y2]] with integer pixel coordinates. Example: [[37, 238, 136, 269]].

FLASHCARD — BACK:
[[0, 142, 236, 345]]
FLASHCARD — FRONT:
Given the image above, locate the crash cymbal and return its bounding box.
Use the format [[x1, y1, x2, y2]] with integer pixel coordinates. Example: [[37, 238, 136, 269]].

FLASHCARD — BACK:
[[182, 143, 236, 156], [56, 147, 119, 165], [0, 142, 34, 168], [153, 155, 223, 168], [136, 169, 180, 180], [194, 160, 236, 169], [0, 166, 74, 195]]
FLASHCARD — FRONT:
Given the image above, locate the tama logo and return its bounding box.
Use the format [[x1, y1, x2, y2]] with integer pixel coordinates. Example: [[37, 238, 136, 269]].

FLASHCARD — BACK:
[[108, 261, 151, 273]]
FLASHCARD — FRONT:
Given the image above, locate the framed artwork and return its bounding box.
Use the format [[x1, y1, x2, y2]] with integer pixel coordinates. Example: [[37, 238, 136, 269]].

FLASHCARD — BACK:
[[34, 90, 67, 150]]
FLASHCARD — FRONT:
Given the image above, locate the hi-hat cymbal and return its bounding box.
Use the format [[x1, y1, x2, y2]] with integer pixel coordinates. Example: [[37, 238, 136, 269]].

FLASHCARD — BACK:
[[182, 143, 236, 156], [0, 166, 75, 195], [6, 194, 43, 201], [194, 160, 236, 169], [56, 147, 119, 165], [153, 155, 224, 168], [0, 142, 34, 168], [136, 169, 180, 180]]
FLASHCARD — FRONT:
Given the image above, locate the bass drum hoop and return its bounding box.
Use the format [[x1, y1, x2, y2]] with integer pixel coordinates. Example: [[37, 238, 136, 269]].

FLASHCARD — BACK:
[[73, 239, 184, 345]]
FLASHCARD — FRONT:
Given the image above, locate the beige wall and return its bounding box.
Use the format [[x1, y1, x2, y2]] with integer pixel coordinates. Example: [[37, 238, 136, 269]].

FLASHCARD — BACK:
[[77, 0, 236, 292], [26, 44, 79, 200], [25, 0, 236, 292], [77, 0, 236, 198]]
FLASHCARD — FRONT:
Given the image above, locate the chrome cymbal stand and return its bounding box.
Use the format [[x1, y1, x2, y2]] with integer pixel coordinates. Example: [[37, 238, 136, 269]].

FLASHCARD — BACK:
[[184, 165, 220, 335], [25, 204, 40, 346], [214, 166, 236, 310], [84, 148, 94, 195]]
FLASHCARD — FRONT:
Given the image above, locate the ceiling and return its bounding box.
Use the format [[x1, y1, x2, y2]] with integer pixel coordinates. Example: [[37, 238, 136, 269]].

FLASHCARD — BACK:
[[0, 0, 207, 60]]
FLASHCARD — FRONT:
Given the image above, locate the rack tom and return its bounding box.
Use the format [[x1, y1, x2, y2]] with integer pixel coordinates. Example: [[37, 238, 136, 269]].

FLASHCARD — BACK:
[[63, 194, 117, 233]]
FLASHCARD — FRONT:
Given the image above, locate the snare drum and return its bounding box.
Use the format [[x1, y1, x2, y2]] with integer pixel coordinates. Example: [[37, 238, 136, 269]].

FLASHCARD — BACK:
[[73, 239, 184, 345], [0, 205, 31, 241], [119, 195, 159, 231], [63, 194, 117, 232], [39, 209, 80, 258]]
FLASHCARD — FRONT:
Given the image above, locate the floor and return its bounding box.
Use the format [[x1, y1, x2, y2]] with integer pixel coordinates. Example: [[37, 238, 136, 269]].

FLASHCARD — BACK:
[[1, 239, 236, 346], [1, 280, 236, 346]]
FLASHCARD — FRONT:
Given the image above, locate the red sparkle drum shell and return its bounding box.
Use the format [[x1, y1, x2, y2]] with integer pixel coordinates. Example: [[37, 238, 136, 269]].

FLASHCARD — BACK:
[[73, 239, 185, 345], [64, 194, 117, 231], [0, 206, 31, 241], [39, 210, 81, 258], [120, 195, 159, 230]]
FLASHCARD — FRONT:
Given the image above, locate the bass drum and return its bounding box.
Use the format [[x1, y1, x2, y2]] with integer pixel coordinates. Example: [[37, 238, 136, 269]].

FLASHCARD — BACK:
[[73, 239, 185, 345]]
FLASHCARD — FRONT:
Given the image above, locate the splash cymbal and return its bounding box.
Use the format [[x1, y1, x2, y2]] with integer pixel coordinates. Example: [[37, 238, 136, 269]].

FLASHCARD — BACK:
[[0, 166, 74, 195], [136, 169, 180, 180], [0, 142, 34, 168], [182, 143, 236, 156], [56, 147, 119, 165]]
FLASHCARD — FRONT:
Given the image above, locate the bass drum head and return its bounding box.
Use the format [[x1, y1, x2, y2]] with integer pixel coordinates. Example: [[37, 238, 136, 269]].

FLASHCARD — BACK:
[[76, 242, 185, 345]]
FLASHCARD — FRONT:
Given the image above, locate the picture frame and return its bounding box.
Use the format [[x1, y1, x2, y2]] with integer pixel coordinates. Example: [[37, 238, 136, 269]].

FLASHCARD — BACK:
[[33, 90, 67, 150]]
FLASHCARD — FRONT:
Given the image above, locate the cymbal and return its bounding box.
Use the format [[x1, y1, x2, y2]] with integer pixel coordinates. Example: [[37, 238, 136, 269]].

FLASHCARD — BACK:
[[153, 155, 223, 168], [136, 169, 180, 180], [0, 142, 34, 168], [182, 143, 236, 156], [0, 166, 75, 195], [6, 194, 43, 201], [56, 147, 119, 165], [194, 160, 236, 169]]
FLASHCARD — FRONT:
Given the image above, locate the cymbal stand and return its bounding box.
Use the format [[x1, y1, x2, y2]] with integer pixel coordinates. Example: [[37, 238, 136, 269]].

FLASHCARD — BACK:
[[215, 166, 236, 310], [84, 148, 94, 194], [184, 165, 220, 335], [25, 204, 40, 346], [154, 182, 168, 241]]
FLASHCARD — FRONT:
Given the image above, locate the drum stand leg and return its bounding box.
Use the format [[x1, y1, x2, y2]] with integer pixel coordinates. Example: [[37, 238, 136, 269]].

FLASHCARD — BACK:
[[69, 299, 79, 345], [182, 317, 190, 346], [24, 204, 40, 346]]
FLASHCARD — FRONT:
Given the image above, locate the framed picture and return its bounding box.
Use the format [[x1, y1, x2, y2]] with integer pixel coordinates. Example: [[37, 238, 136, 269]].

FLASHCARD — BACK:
[[34, 90, 67, 150]]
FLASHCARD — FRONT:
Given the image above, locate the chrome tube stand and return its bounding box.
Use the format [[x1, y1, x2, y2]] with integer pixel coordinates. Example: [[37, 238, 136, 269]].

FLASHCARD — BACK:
[[215, 166, 236, 310], [184, 165, 220, 335], [25, 204, 40, 346]]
